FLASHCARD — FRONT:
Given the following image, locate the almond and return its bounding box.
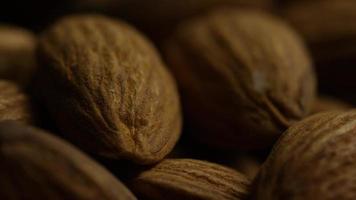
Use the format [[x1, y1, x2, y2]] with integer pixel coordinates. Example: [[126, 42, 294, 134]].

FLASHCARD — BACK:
[[250, 110, 356, 199], [35, 15, 181, 164], [131, 159, 250, 200], [164, 9, 316, 149], [0, 121, 136, 200]]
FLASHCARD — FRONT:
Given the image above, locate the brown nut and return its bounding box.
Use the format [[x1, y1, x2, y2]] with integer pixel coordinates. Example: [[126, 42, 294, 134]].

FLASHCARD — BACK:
[[0, 80, 34, 123], [35, 15, 182, 164], [164, 9, 316, 149], [250, 110, 356, 200], [0, 121, 136, 200], [131, 159, 250, 200], [0, 25, 36, 86]]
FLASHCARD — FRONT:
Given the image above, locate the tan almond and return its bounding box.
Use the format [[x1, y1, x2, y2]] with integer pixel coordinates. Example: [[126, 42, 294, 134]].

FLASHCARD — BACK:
[[250, 110, 356, 199], [35, 15, 182, 164], [131, 159, 250, 200]]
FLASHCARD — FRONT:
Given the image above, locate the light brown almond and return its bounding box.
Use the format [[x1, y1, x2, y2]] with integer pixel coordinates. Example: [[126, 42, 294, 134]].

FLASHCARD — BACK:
[[250, 110, 356, 199], [131, 159, 250, 200], [35, 15, 182, 164]]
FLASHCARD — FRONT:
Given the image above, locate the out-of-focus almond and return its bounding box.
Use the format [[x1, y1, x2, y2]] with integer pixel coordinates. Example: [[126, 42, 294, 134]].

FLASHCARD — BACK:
[[0, 121, 136, 200], [164, 9, 316, 149]]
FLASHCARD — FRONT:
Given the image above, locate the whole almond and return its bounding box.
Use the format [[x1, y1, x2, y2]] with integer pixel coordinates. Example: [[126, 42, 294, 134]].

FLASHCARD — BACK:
[[131, 159, 249, 200], [0, 80, 33, 123], [0, 25, 36, 86], [250, 110, 356, 200], [0, 121, 136, 200], [36, 15, 181, 164], [164, 9, 316, 149]]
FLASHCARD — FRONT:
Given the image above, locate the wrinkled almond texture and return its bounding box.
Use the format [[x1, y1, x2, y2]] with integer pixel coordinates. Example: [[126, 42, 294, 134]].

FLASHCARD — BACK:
[[36, 15, 181, 164], [164, 9, 316, 149], [0, 121, 136, 200], [131, 159, 249, 200], [250, 110, 356, 200], [0, 25, 36, 86], [0, 80, 33, 123]]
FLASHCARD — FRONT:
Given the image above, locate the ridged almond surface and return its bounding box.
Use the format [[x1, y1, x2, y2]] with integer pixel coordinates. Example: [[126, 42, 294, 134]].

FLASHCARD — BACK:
[[0, 25, 36, 86], [250, 110, 356, 200], [0, 121, 136, 200], [0, 80, 33, 123], [131, 159, 249, 200], [164, 9, 316, 149], [36, 15, 181, 164]]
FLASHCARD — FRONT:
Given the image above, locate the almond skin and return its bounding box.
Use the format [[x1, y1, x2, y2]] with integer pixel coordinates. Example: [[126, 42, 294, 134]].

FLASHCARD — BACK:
[[0, 25, 36, 86], [131, 159, 250, 200], [250, 110, 356, 200], [0, 80, 33, 123], [0, 121, 136, 200], [164, 9, 316, 149], [35, 15, 181, 164]]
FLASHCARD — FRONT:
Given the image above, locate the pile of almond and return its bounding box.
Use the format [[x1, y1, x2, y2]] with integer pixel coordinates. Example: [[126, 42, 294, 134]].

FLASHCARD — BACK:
[[1, 0, 355, 199]]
